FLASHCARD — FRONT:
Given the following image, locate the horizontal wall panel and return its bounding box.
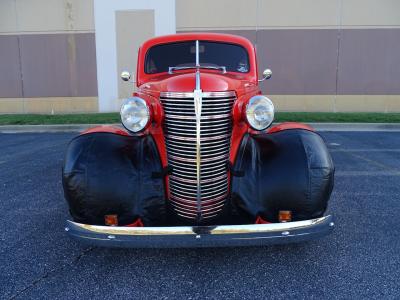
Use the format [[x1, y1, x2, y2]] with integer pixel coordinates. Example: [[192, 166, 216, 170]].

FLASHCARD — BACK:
[[176, 0, 257, 30], [271, 95, 400, 112], [0, 0, 17, 33], [2, 95, 399, 113], [0, 97, 98, 113], [256, 29, 338, 94], [190, 29, 257, 44], [0, 99, 24, 113], [337, 29, 400, 94], [0, 36, 23, 97], [341, 0, 400, 27], [257, 0, 339, 28], [271, 95, 335, 112], [176, 0, 340, 30], [185, 28, 400, 95], [334, 95, 400, 112], [15, 0, 94, 32], [0, 0, 94, 34], [19, 33, 97, 97], [181, 29, 338, 94], [20, 34, 70, 97], [177, 0, 400, 29], [74, 33, 98, 97]]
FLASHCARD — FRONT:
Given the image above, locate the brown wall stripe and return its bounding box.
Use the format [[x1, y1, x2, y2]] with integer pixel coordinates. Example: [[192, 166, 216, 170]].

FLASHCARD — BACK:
[[0, 35, 23, 97], [180, 28, 400, 95], [337, 29, 400, 95], [1, 29, 400, 98], [0, 33, 97, 98]]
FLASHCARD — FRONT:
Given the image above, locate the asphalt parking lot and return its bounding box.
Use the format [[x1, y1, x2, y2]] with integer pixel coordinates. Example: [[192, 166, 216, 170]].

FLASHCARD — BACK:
[[0, 131, 399, 299]]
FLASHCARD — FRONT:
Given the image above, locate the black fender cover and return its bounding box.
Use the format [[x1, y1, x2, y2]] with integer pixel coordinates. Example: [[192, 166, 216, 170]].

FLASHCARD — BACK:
[[231, 129, 334, 222], [62, 132, 167, 226]]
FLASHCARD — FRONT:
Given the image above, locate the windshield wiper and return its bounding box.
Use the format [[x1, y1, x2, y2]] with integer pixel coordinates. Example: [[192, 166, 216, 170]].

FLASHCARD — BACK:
[[168, 65, 227, 74]]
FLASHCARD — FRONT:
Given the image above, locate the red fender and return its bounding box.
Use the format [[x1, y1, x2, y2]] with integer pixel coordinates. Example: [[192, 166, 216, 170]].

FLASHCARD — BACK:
[[267, 122, 314, 134], [80, 126, 131, 136]]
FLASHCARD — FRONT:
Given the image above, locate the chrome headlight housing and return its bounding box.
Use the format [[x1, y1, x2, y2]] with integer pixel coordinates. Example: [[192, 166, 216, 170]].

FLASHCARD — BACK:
[[246, 95, 274, 130], [120, 97, 150, 133]]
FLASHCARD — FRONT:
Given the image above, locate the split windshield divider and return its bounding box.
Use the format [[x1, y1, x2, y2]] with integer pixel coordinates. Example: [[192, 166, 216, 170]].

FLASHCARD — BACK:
[[168, 40, 227, 75]]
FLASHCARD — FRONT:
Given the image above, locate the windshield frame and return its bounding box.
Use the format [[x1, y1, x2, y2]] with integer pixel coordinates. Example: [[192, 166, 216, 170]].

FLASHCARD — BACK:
[[144, 40, 251, 75]]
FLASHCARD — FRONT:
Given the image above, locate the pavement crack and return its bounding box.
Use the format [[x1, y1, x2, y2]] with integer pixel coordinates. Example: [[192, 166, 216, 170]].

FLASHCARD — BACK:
[[8, 247, 94, 300], [72, 246, 95, 264]]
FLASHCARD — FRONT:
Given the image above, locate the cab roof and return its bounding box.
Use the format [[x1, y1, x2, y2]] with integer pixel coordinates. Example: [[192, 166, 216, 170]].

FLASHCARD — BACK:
[[140, 32, 255, 51], [136, 33, 258, 86]]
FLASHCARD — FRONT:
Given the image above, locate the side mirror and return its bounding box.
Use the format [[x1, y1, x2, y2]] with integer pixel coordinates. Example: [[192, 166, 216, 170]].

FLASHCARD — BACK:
[[120, 71, 131, 82], [258, 68, 272, 82]]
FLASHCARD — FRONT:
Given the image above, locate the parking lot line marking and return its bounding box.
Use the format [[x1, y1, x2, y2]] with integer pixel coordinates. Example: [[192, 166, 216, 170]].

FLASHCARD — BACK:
[[336, 170, 400, 176], [343, 151, 397, 171], [330, 149, 400, 152]]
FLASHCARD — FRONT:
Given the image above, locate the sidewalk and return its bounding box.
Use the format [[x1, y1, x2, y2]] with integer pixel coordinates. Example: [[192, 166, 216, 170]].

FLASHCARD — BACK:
[[1, 123, 400, 133]]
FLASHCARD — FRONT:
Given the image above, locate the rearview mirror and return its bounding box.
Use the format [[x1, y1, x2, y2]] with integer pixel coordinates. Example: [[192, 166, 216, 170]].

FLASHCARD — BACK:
[[258, 68, 272, 82], [120, 71, 131, 82]]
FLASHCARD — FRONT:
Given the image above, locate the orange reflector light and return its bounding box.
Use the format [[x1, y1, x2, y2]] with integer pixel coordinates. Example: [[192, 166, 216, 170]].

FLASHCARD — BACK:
[[279, 210, 292, 223], [104, 214, 118, 226]]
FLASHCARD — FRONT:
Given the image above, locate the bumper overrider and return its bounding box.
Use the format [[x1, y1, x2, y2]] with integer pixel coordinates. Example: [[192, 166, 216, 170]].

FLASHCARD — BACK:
[[65, 215, 334, 248]]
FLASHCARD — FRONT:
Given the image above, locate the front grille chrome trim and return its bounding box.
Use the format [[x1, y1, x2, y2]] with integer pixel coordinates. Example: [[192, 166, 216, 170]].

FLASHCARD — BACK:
[[168, 153, 229, 164], [161, 86, 236, 221], [166, 134, 230, 142], [169, 163, 227, 175], [165, 113, 231, 120], [170, 173, 227, 184], [170, 193, 227, 205]]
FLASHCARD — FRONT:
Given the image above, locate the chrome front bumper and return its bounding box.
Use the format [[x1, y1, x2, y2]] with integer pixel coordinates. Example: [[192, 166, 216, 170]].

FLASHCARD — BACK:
[[65, 215, 334, 248]]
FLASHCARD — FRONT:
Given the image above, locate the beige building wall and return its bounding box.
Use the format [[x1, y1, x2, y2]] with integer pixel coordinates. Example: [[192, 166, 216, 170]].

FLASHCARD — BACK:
[[0, 0, 97, 113], [176, 0, 400, 29], [271, 95, 400, 113], [0, 97, 97, 114], [175, 0, 400, 113], [0, 0, 95, 34], [1, 0, 400, 113]]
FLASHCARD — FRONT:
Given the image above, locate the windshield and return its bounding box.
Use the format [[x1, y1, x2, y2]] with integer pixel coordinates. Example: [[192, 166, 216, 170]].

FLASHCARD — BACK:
[[145, 41, 249, 74]]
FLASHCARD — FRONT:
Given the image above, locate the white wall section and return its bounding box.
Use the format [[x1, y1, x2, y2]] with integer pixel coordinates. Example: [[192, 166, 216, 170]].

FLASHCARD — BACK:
[[94, 0, 176, 112]]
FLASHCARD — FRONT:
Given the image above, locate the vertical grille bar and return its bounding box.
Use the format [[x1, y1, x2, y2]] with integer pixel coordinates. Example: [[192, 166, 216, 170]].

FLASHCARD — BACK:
[[193, 72, 202, 220]]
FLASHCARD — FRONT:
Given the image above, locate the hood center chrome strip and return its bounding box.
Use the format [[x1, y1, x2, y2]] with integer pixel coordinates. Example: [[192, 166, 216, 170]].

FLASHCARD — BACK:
[[194, 40, 203, 221]]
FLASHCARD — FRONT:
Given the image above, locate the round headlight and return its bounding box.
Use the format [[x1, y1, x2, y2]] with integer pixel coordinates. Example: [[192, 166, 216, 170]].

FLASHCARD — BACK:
[[246, 95, 274, 130], [120, 97, 150, 132]]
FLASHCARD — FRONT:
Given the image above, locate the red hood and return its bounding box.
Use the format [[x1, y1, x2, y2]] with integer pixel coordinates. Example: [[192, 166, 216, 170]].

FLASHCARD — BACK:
[[138, 71, 256, 94]]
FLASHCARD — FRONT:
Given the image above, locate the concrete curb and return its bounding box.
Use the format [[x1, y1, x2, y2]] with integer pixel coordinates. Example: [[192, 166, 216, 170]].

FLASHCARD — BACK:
[[307, 123, 400, 132], [1, 123, 400, 133], [0, 124, 108, 133]]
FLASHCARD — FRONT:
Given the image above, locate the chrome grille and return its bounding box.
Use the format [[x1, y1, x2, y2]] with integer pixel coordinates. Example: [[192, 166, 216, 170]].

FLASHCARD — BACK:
[[160, 91, 236, 220]]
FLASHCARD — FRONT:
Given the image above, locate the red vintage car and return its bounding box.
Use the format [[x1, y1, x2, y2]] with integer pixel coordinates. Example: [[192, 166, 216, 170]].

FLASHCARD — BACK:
[[63, 33, 334, 247]]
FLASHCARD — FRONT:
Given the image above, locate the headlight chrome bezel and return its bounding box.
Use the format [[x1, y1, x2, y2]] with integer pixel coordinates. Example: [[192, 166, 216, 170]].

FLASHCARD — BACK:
[[245, 95, 275, 131], [120, 97, 150, 133]]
